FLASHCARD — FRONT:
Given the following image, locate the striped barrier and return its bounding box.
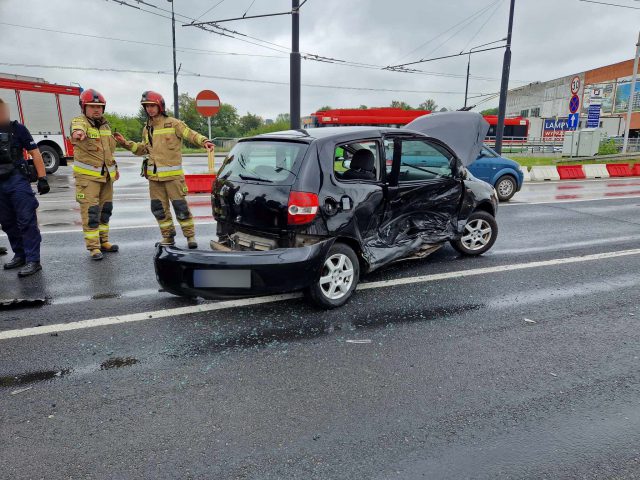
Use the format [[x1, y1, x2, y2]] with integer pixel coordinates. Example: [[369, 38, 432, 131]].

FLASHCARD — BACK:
[[606, 163, 633, 177], [583, 164, 610, 179], [524, 163, 640, 182], [557, 165, 586, 180], [530, 166, 560, 181]]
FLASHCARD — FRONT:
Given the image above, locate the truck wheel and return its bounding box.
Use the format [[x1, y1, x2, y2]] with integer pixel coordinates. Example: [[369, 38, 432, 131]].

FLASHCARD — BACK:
[[450, 211, 498, 256], [495, 175, 517, 202], [40, 145, 60, 174], [306, 243, 360, 309]]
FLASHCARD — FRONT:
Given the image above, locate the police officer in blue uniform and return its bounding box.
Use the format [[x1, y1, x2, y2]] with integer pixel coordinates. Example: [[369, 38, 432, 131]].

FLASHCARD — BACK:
[[0, 97, 50, 277]]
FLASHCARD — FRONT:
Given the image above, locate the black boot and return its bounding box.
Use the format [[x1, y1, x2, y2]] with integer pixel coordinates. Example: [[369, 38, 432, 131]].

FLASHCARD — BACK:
[[18, 261, 42, 277], [3, 256, 26, 270]]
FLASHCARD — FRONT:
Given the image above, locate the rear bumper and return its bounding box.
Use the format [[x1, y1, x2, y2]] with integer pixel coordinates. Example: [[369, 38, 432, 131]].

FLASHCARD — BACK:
[[154, 239, 334, 299]]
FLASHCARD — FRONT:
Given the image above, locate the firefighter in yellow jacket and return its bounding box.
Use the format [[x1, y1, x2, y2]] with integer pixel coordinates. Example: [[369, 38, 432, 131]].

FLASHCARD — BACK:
[[70, 89, 119, 261], [114, 91, 213, 249]]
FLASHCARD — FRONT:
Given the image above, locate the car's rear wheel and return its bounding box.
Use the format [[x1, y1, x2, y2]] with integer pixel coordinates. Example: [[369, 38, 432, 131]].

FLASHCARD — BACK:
[[306, 242, 359, 309], [450, 211, 498, 256], [495, 175, 517, 202]]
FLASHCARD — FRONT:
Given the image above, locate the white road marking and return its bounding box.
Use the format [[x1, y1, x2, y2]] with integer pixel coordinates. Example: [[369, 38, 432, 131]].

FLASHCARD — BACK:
[[1, 248, 639, 341]]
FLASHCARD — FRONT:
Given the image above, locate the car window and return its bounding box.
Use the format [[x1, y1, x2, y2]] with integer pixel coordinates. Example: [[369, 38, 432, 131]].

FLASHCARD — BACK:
[[481, 146, 497, 158], [398, 139, 454, 182], [218, 141, 307, 185], [334, 140, 380, 182]]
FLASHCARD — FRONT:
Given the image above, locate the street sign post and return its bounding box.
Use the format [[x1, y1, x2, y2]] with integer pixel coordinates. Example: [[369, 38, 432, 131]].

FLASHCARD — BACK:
[[570, 76, 581, 95], [569, 94, 580, 114], [586, 87, 602, 129], [195, 90, 221, 173], [567, 113, 580, 129]]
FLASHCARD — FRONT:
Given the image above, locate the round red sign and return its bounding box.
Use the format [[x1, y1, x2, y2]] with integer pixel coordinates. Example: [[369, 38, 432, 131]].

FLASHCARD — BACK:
[[195, 90, 221, 117]]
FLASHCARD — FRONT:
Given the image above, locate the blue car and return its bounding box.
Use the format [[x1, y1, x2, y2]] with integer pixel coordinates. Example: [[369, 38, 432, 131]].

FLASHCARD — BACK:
[[467, 146, 524, 201]]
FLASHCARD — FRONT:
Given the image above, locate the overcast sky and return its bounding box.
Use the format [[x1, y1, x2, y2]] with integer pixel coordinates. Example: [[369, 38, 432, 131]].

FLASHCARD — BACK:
[[1, 0, 639, 119]]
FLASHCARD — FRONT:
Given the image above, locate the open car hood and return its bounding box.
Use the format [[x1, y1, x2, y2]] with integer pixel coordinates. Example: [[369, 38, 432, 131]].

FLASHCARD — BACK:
[[404, 111, 490, 167]]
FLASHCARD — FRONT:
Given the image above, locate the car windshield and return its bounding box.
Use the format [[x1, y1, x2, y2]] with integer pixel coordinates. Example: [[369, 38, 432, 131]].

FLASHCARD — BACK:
[[218, 140, 308, 185]]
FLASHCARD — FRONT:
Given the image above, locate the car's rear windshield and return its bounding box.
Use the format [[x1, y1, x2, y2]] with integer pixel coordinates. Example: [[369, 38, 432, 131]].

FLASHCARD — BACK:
[[218, 140, 308, 185]]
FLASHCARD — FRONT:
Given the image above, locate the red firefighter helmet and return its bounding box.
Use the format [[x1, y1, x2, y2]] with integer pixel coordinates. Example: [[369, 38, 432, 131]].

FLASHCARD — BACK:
[[140, 90, 166, 114], [79, 89, 106, 112]]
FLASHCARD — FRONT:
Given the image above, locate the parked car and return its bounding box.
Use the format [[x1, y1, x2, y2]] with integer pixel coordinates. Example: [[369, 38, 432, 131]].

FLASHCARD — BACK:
[[467, 145, 524, 201], [155, 112, 499, 309]]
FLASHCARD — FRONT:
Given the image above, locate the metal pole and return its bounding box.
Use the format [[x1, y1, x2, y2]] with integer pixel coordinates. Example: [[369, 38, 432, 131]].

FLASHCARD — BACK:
[[622, 31, 640, 154], [208, 116, 212, 140], [464, 53, 471, 108], [495, 0, 516, 155], [290, 0, 301, 129], [170, 0, 179, 119]]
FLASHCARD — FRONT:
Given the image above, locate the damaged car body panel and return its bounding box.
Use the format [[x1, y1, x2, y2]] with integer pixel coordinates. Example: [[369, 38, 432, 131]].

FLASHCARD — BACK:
[[154, 114, 499, 307]]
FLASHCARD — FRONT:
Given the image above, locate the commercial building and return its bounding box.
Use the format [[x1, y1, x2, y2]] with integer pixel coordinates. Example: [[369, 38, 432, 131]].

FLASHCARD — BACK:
[[506, 58, 639, 140]]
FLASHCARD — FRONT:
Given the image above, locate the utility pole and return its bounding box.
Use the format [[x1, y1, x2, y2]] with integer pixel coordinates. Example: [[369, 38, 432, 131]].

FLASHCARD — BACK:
[[464, 54, 471, 109], [623, 31, 640, 154], [169, 0, 179, 119], [495, 0, 516, 155], [290, 0, 301, 129]]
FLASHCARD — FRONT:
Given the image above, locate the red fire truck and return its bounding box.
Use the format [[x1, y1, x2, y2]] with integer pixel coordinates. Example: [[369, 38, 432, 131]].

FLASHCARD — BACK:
[[302, 108, 529, 141], [0, 74, 81, 173]]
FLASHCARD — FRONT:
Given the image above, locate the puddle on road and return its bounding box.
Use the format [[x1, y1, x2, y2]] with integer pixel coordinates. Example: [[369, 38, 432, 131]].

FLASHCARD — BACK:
[[0, 369, 70, 388], [92, 293, 122, 300], [100, 357, 139, 370], [0, 298, 49, 310], [1, 357, 141, 389]]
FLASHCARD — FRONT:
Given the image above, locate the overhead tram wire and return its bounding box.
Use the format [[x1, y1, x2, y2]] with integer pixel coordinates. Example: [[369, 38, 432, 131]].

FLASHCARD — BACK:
[[393, 0, 502, 64], [0, 22, 288, 59], [194, 0, 227, 22], [99, 0, 527, 83], [459, 0, 505, 52], [0, 62, 494, 96], [578, 0, 640, 8]]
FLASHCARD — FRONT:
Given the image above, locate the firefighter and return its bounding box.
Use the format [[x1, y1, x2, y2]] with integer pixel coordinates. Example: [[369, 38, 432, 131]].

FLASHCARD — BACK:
[[70, 89, 119, 260], [0, 97, 50, 277], [114, 91, 214, 248]]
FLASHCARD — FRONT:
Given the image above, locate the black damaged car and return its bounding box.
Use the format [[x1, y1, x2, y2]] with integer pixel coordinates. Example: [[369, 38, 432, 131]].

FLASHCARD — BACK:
[[155, 112, 499, 308]]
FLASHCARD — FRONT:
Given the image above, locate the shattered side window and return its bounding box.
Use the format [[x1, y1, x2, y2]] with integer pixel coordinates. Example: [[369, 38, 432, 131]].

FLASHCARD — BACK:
[[398, 139, 454, 182], [334, 140, 380, 182]]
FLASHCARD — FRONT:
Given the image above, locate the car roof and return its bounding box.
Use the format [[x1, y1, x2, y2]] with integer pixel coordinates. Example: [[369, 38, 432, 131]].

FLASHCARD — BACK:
[[249, 126, 406, 143]]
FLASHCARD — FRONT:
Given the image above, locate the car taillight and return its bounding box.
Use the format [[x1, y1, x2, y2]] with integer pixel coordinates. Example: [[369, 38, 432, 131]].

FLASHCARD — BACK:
[[287, 191, 319, 225]]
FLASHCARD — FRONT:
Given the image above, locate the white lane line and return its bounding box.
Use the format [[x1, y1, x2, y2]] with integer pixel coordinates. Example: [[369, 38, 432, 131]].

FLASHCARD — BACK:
[[1, 248, 640, 341], [504, 195, 640, 206]]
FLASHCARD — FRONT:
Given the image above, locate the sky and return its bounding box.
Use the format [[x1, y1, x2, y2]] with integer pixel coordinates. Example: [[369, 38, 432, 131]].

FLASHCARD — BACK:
[[1, 0, 639, 119]]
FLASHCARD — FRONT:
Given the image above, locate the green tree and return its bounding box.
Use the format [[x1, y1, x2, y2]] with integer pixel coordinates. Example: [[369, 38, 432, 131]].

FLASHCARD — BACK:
[[390, 100, 413, 110], [358, 105, 368, 109], [177, 93, 207, 137], [480, 107, 499, 115], [104, 113, 143, 142], [210, 103, 240, 138], [418, 99, 438, 111], [275, 113, 291, 124], [317, 105, 332, 111], [239, 112, 263, 135]]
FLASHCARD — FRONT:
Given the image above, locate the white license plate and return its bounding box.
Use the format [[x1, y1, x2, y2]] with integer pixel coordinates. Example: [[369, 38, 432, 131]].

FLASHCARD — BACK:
[[193, 269, 251, 288]]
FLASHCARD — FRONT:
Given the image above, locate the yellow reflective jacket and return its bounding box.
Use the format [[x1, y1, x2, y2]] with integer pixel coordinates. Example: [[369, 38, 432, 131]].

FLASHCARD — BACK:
[[124, 116, 208, 182], [70, 115, 118, 183]]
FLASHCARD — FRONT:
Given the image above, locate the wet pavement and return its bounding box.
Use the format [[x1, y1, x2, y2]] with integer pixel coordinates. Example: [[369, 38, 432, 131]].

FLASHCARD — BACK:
[[1, 160, 640, 479]]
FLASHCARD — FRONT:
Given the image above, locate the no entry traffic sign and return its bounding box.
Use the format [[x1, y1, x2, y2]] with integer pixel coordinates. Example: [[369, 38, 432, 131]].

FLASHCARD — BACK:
[[196, 90, 221, 117], [569, 94, 580, 114]]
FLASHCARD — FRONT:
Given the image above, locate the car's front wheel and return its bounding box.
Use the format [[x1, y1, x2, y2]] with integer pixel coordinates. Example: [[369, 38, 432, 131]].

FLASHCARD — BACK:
[[495, 175, 517, 202], [306, 242, 360, 309], [450, 211, 498, 256]]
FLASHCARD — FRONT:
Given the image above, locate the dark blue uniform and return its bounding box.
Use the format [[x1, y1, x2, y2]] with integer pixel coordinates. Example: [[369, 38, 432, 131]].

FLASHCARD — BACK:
[[0, 122, 42, 263]]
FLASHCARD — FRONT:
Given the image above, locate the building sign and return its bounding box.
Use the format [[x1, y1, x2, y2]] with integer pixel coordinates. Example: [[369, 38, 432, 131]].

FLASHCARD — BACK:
[[583, 83, 615, 114], [543, 117, 573, 139], [614, 76, 640, 113]]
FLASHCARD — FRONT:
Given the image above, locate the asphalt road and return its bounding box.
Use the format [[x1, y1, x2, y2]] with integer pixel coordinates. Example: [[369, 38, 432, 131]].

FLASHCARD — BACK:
[[1, 160, 640, 479]]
